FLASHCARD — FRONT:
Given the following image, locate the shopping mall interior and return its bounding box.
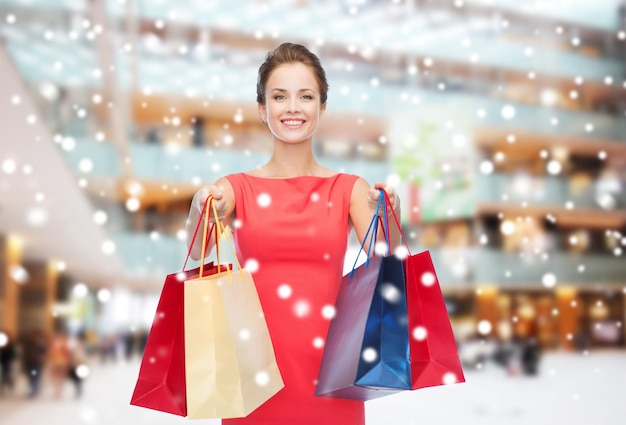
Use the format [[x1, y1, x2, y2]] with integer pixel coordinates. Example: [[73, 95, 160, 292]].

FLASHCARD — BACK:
[[0, 0, 625, 423]]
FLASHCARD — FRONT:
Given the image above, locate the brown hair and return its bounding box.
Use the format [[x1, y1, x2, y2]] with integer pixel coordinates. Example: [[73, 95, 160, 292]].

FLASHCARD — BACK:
[[256, 42, 328, 105]]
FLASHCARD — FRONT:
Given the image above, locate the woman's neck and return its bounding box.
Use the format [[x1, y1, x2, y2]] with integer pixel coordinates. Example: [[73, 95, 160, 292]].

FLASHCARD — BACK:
[[261, 139, 323, 178]]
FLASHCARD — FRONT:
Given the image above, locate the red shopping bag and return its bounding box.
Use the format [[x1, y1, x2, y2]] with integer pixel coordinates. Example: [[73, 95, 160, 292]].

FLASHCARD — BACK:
[[405, 250, 465, 389], [385, 190, 465, 390], [130, 199, 224, 416]]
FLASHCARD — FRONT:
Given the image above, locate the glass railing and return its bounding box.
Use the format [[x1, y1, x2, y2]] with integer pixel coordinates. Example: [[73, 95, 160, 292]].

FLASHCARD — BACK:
[[111, 232, 626, 286], [61, 139, 123, 177], [99, 40, 626, 97], [451, 97, 626, 142], [130, 143, 270, 183], [0, 0, 86, 11], [408, 247, 625, 287], [2, 0, 618, 33], [1, 23, 100, 88], [62, 140, 626, 215], [105, 0, 624, 78], [475, 173, 626, 210], [3, 22, 626, 144], [112, 232, 190, 278], [2, 11, 622, 91], [63, 139, 390, 186], [470, 249, 625, 286], [463, 0, 623, 30]]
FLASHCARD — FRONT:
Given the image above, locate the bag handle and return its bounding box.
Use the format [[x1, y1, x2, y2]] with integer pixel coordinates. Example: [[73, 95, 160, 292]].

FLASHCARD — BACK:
[[198, 197, 214, 276], [349, 192, 386, 277], [348, 189, 412, 278], [182, 196, 216, 271], [381, 189, 412, 255], [199, 196, 244, 281]]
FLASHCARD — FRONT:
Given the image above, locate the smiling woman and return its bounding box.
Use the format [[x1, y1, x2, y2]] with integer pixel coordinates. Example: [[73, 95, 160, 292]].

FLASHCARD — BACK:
[[185, 42, 401, 425], [259, 62, 326, 146]]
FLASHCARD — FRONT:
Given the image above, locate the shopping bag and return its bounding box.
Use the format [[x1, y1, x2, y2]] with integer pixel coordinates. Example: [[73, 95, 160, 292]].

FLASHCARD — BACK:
[[316, 194, 410, 400], [130, 199, 222, 416], [315, 252, 412, 401], [405, 250, 466, 389], [316, 190, 464, 401], [184, 198, 284, 419]]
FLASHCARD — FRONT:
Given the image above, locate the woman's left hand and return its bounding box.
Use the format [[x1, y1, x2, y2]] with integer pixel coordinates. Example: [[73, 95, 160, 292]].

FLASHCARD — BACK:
[[367, 182, 400, 216]]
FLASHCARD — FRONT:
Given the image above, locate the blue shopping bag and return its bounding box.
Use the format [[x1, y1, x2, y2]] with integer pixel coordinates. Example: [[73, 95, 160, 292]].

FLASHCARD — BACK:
[[355, 254, 410, 390]]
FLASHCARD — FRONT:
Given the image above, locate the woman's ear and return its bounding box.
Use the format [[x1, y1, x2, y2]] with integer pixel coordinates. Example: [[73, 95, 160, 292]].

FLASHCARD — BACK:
[[258, 103, 267, 123], [320, 101, 327, 117]]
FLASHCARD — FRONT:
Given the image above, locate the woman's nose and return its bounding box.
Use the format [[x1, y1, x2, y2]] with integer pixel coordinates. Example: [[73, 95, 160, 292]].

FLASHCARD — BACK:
[[287, 97, 299, 112]]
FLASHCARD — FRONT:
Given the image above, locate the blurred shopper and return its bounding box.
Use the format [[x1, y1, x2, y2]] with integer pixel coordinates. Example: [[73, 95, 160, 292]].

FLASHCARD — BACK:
[[98, 334, 118, 363], [48, 329, 71, 398], [185, 42, 401, 425], [492, 338, 519, 376], [21, 328, 48, 398], [457, 334, 495, 369], [520, 337, 542, 376], [0, 329, 17, 395], [67, 332, 89, 399], [122, 330, 136, 361]]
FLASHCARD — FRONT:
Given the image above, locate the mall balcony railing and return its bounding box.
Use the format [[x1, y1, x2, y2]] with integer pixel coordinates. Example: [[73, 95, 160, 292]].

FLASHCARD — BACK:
[[456, 0, 623, 31], [63, 139, 625, 221], [1, 0, 621, 33], [109, 0, 626, 79], [2, 19, 626, 144], [474, 173, 626, 210], [62, 139, 390, 189], [110, 231, 626, 287], [466, 249, 626, 287], [134, 143, 390, 185]]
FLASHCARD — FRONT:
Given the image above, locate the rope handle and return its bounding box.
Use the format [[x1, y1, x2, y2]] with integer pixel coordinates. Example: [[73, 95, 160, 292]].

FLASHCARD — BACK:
[[182, 196, 215, 272], [349, 191, 386, 277], [199, 196, 244, 281], [381, 189, 411, 255], [348, 188, 411, 278]]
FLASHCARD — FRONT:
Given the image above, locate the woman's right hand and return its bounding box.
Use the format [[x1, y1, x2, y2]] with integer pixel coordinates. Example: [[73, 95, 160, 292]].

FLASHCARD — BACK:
[[187, 179, 234, 261], [192, 185, 229, 223]]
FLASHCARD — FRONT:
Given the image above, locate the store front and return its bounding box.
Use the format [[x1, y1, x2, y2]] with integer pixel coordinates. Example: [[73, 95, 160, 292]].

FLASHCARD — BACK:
[[447, 286, 625, 351]]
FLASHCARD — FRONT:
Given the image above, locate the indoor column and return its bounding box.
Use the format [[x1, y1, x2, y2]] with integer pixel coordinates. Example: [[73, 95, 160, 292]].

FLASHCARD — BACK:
[[0, 234, 23, 337]]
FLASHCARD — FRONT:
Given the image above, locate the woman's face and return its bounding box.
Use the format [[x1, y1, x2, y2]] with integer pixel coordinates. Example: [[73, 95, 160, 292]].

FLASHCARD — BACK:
[[258, 62, 326, 145]]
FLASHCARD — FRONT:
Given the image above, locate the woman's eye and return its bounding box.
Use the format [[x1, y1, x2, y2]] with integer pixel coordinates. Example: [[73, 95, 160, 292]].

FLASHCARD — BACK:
[[302, 95, 313, 100], [274, 95, 285, 100]]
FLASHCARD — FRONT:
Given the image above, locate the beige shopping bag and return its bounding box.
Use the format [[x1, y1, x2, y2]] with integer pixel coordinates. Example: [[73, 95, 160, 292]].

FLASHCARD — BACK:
[[184, 198, 284, 419]]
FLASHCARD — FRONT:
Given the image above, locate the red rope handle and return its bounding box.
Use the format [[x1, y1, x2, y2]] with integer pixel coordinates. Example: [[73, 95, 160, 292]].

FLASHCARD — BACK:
[[182, 197, 215, 271], [382, 189, 412, 255]]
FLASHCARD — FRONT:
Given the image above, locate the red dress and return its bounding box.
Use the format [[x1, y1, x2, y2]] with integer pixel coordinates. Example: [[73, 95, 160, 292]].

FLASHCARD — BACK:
[[223, 173, 365, 425]]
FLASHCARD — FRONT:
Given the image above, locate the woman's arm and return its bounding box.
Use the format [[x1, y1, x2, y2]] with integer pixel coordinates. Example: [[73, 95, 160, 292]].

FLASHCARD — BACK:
[[185, 177, 236, 261], [349, 178, 402, 255]]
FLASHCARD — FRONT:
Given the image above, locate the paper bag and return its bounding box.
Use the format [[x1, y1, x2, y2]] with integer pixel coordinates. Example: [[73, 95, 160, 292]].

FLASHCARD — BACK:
[[406, 250, 466, 389], [183, 197, 284, 419]]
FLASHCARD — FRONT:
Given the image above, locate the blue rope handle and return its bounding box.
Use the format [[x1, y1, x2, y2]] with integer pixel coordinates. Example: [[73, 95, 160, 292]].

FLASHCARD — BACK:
[[381, 188, 390, 256], [349, 191, 387, 278]]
